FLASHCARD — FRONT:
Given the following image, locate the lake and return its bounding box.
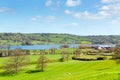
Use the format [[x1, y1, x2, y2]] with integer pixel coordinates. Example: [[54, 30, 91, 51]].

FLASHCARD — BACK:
[[9, 44, 116, 50]]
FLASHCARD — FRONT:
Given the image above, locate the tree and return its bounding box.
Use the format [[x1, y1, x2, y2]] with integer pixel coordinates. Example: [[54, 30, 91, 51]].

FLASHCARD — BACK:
[[4, 48, 28, 74], [49, 48, 56, 54], [60, 50, 66, 62], [60, 44, 69, 49], [36, 51, 49, 72], [66, 51, 70, 62], [73, 49, 82, 59], [113, 46, 120, 64], [60, 49, 70, 62], [79, 44, 85, 49], [6, 43, 11, 56], [0, 41, 3, 57]]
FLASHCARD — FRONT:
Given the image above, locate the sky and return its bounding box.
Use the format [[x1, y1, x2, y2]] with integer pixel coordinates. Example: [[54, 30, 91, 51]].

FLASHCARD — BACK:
[[0, 0, 120, 35]]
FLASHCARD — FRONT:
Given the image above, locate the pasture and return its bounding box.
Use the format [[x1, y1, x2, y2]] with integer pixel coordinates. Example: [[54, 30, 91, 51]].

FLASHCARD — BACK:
[[0, 54, 119, 80]]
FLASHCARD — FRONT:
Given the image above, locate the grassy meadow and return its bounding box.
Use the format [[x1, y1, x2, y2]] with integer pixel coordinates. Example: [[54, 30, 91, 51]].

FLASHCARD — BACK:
[[0, 53, 120, 80]]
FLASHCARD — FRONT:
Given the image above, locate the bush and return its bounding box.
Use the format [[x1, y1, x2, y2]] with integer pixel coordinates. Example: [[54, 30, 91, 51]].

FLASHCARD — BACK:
[[72, 56, 97, 61]]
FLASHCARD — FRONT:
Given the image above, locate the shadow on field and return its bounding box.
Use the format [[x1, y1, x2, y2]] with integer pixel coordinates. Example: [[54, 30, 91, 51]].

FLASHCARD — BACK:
[[0, 71, 15, 76], [96, 68, 110, 71], [25, 70, 42, 74]]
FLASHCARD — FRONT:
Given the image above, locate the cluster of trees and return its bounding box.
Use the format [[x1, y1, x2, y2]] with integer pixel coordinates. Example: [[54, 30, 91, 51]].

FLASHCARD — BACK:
[[3, 48, 49, 74], [0, 33, 120, 45], [4, 48, 28, 74], [2, 47, 72, 75]]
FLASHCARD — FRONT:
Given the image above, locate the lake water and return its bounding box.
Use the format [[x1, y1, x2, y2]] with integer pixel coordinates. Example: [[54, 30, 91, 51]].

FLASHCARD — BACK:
[[10, 44, 116, 50]]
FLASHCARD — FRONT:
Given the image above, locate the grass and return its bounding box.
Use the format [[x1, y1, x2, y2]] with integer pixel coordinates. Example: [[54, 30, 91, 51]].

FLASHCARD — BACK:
[[0, 57, 7, 67], [0, 54, 119, 80], [29, 54, 62, 62]]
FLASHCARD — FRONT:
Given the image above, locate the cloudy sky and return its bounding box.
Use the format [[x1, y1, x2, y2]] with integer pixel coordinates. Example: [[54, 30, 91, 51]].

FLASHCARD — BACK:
[[0, 0, 120, 35]]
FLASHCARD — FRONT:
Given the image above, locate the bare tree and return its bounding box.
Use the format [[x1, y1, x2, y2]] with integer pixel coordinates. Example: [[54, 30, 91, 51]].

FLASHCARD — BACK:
[[36, 51, 49, 72], [4, 48, 28, 74]]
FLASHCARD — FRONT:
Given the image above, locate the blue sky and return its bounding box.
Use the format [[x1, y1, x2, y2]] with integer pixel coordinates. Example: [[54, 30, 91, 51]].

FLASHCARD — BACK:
[[0, 0, 120, 35]]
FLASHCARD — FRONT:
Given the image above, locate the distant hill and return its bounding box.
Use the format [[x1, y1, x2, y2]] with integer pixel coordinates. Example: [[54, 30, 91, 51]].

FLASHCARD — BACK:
[[0, 33, 120, 45]]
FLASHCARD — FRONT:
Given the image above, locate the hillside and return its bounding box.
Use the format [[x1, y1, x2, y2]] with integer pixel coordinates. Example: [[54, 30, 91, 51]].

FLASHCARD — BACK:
[[0, 33, 120, 45]]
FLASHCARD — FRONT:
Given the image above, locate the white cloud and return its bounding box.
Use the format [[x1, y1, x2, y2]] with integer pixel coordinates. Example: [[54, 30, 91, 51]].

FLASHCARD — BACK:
[[109, 4, 120, 15], [66, 0, 81, 7], [65, 0, 120, 20], [63, 22, 79, 27], [64, 10, 110, 20], [101, 0, 120, 4], [100, 6, 110, 10], [101, 0, 111, 3], [31, 18, 37, 21], [101, 0, 120, 18], [0, 7, 13, 12], [99, 3, 120, 17], [45, 0, 52, 7], [31, 15, 57, 22], [45, 0, 61, 11], [31, 16, 42, 21], [64, 10, 72, 14], [100, 0, 120, 22], [98, 11, 110, 17]]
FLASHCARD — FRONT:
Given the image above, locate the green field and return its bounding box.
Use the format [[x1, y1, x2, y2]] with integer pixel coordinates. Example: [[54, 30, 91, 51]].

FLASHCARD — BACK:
[[0, 54, 120, 80]]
